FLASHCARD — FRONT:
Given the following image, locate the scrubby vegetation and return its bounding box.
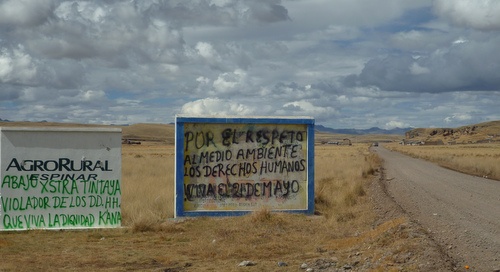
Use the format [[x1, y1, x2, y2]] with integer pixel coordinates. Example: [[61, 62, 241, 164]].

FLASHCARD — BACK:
[[1, 143, 388, 271], [386, 143, 500, 180]]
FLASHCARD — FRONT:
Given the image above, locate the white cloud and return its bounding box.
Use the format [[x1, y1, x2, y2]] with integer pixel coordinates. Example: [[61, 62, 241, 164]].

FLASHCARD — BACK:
[[196, 42, 218, 60], [180, 98, 254, 116], [79, 90, 106, 102], [385, 120, 411, 129], [212, 69, 247, 94], [0, 53, 13, 79], [281, 100, 338, 119], [410, 62, 430, 75], [0, 0, 499, 130], [353, 35, 500, 93], [195, 42, 223, 68], [55, 1, 106, 23], [434, 0, 500, 30], [444, 113, 473, 123], [0, 46, 37, 84], [452, 38, 468, 45], [196, 76, 210, 84]]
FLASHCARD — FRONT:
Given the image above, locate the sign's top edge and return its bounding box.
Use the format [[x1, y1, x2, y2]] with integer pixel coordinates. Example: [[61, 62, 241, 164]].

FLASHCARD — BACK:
[[175, 114, 314, 120], [0, 127, 122, 132]]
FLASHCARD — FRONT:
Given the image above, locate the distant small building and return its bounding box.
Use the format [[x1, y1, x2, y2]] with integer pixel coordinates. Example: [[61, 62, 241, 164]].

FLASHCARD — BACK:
[[342, 138, 352, 146], [423, 139, 444, 145], [401, 139, 423, 145], [327, 141, 339, 145]]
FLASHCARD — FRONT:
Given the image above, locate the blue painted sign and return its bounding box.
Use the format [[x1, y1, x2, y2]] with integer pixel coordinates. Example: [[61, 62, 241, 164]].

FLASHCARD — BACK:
[[175, 116, 314, 217]]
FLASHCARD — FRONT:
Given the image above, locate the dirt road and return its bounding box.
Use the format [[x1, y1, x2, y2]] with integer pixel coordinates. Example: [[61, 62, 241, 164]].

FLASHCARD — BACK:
[[373, 146, 500, 271]]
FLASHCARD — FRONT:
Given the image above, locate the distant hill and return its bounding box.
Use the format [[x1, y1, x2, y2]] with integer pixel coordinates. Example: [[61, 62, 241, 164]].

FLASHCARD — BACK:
[[121, 123, 175, 144], [315, 125, 410, 135], [405, 120, 500, 144], [5, 119, 497, 145]]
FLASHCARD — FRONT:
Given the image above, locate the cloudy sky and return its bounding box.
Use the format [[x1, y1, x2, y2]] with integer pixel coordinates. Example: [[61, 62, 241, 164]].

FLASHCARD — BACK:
[[1, 0, 499, 129]]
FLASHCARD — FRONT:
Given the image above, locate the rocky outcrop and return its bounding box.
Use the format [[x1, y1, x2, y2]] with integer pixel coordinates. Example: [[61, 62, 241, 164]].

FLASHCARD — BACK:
[[404, 121, 500, 144]]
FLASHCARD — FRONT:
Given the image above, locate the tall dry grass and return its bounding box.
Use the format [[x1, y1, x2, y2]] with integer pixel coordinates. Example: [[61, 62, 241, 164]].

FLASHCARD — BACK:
[[2, 143, 427, 271], [121, 144, 175, 230], [0, 123, 440, 271], [314, 145, 380, 226], [121, 143, 380, 234], [386, 143, 500, 180], [118, 143, 388, 269]]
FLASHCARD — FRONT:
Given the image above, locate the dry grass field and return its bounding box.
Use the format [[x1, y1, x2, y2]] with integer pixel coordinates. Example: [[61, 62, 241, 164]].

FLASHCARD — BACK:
[[12, 121, 498, 270], [0, 136, 427, 271], [385, 143, 500, 181]]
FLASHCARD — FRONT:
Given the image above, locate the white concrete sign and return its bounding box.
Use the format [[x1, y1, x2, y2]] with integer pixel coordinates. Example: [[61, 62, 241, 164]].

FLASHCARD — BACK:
[[0, 127, 122, 230]]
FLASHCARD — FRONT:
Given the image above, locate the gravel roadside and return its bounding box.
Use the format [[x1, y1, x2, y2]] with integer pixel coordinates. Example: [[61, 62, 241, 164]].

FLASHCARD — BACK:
[[373, 146, 500, 272]]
